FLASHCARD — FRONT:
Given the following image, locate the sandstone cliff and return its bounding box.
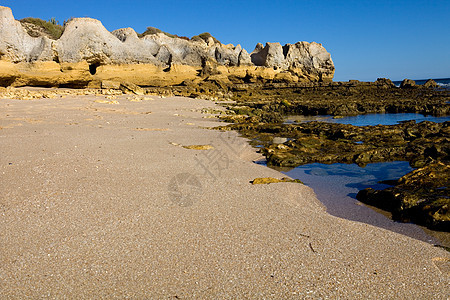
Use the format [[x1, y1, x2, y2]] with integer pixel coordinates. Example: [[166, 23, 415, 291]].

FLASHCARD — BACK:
[[0, 6, 335, 88]]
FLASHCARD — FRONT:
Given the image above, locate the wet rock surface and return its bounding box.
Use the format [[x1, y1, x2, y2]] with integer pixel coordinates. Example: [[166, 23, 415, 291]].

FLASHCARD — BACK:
[[228, 78, 449, 116], [216, 81, 450, 230], [357, 162, 449, 230]]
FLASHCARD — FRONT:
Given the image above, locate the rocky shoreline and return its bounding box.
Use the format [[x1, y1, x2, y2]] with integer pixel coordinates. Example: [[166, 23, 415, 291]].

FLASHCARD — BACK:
[[2, 91, 449, 298], [1, 77, 449, 232], [2, 5, 450, 297], [215, 79, 449, 231]]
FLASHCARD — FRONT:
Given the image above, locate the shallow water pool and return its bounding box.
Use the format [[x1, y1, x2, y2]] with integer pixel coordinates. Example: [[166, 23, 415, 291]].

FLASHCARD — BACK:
[[259, 160, 446, 245], [285, 113, 450, 126]]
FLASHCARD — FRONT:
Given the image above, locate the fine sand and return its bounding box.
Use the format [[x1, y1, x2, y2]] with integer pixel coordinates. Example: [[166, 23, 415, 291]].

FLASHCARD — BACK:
[[0, 92, 449, 298]]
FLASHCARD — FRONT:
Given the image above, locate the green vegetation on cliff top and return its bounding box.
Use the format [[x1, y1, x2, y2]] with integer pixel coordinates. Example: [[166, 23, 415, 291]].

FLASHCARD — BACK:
[[19, 17, 64, 40], [19, 16, 221, 44], [140, 27, 220, 44]]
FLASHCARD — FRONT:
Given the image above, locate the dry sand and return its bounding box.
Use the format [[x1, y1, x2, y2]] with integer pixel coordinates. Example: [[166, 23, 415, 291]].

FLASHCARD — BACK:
[[0, 92, 449, 298]]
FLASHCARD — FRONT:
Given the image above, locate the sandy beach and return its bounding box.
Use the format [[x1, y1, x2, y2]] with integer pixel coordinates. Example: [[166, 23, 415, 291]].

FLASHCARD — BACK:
[[1, 92, 449, 298]]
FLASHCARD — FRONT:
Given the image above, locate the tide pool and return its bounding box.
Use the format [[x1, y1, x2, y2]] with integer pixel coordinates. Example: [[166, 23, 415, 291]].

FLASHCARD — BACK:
[[285, 113, 450, 126]]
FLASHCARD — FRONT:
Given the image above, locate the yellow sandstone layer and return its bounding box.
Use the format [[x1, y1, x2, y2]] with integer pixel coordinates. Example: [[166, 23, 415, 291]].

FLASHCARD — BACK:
[[0, 60, 331, 88]]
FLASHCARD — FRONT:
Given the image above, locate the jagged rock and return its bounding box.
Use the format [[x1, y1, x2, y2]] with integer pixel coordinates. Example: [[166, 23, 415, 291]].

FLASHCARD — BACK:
[[101, 80, 121, 89], [238, 49, 252, 66], [111, 27, 138, 42], [200, 58, 220, 77], [284, 42, 335, 81], [250, 43, 264, 65], [57, 18, 157, 65], [213, 44, 241, 66], [250, 42, 288, 69], [357, 162, 449, 230], [0, 5, 336, 86], [120, 82, 145, 95], [250, 41, 334, 81], [0, 6, 53, 62], [144, 33, 238, 67], [424, 79, 438, 88], [400, 79, 416, 88], [154, 44, 173, 66], [375, 78, 396, 88], [144, 33, 204, 66]]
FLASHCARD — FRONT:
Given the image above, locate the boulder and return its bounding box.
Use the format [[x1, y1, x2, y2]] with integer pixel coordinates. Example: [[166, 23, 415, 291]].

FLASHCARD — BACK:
[[238, 49, 252, 66], [120, 82, 145, 95], [375, 78, 395, 88], [423, 79, 438, 88], [400, 79, 416, 88], [101, 80, 121, 89], [250, 42, 288, 69], [213, 44, 241, 66], [284, 42, 335, 81]]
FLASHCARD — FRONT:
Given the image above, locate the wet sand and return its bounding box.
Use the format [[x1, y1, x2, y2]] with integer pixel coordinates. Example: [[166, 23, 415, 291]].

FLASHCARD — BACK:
[[0, 93, 449, 298]]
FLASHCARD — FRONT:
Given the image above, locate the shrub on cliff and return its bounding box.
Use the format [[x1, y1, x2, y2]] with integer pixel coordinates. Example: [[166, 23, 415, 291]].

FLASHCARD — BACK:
[[20, 17, 64, 40], [139, 26, 175, 38], [191, 32, 221, 44], [139, 26, 189, 40]]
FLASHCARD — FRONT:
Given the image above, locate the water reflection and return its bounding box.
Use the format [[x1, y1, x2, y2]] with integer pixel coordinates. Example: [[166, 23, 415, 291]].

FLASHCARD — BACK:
[[302, 162, 412, 192], [276, 161, 441, 244], [285, 113, 450, 126]]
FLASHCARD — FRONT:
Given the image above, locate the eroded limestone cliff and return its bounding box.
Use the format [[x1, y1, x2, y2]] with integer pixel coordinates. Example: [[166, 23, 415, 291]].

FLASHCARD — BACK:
[[0, 6, 335, 88]]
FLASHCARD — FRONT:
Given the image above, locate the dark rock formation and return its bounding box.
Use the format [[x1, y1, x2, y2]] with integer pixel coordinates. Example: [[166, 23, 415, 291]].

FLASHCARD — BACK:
[[424, 79, 438, 88], [357, 162, 449, 230], [215, 81, 449, 230], [400, 79, 416, 88]]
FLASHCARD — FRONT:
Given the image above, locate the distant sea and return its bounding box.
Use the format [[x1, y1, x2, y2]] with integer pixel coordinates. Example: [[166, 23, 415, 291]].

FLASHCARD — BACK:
[[392, 77, 450, 90]]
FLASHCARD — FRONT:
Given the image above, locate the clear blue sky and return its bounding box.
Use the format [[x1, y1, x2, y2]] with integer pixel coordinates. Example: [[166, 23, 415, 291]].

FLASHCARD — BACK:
[[2, 0, 449, 81]]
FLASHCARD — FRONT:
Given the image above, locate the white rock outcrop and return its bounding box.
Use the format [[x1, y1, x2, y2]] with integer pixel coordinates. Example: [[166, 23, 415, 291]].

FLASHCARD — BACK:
[[0, 6, 53, 62], [57, 18, 157, 65], [250, 42, 335, 80], [0, 5, 335, 81]]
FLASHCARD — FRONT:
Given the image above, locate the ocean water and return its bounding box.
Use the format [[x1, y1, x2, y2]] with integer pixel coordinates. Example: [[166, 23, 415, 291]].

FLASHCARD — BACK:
[[392, 77, 450, 90], [275, 80, 449, 243], [273, 112, 450, 244]]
